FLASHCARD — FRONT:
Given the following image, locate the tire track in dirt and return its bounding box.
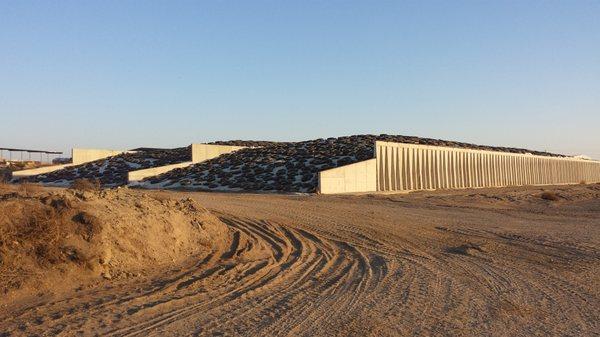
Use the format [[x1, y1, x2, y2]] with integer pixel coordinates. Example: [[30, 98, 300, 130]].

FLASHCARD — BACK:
[[2, 186, 599, 336], [71, 215, 386, 336]]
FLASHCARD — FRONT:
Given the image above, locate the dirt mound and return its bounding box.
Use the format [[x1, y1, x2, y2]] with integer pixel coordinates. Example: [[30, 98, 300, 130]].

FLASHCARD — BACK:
[[2, 184, 597, 336], [0, 183, 229, 297]]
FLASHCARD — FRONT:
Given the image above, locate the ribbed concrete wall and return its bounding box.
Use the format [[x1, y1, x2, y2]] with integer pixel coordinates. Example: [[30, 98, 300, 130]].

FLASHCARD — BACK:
[[376, 141, 600, 192], [318, 159, 377, 194]]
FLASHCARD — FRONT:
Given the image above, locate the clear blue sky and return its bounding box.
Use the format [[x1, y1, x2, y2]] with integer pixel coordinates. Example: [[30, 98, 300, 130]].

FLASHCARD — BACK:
[[1, 1, 599, 159]]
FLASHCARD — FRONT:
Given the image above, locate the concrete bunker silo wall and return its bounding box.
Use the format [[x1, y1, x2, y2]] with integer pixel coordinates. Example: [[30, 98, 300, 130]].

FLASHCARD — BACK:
[[71, 148, 127, 165], [375, 141, 600, 192], [11, 164, 74, 178], [127, 144, 246, 183], [191, 144, 246, 163], [127, 162, 194, 182], [12, 148, 126, 179], [318, 159, 377, 194]]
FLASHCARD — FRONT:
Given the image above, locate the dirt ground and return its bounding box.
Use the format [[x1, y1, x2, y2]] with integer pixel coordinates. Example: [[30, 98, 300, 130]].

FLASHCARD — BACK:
[[1, 183, 599, 336]]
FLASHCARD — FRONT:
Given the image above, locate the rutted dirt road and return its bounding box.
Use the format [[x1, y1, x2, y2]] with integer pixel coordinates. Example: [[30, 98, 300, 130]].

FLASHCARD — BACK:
[[1, 184, 599, 336]]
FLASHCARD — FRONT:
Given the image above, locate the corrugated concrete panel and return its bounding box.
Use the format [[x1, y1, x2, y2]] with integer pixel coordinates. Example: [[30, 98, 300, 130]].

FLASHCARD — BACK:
[[318, 159, 377, 194], [128, 161, 193, 182], [191, 144, 246, 163], [376, 141, 600, 192], [72, 148, 127, 165]]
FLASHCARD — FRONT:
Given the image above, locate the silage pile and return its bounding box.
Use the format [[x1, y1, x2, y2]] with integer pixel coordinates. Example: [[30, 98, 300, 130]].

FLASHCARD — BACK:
[[17, 134, 565, 193], [22, 147, 192, 187], [0, 183, 229, 295], [17, 142, 276, 187], [208, 140, 279, 147], [139, 134, 564, 193]]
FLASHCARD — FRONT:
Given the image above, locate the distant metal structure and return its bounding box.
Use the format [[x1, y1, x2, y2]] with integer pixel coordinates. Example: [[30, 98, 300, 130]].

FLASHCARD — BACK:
[[0, 147, 63, 163]]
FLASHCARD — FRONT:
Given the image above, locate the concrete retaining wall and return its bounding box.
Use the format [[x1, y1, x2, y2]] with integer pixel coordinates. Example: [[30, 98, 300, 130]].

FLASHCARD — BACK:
[[191, 144, 245, 163], [375, 141, 600, 192], [318, 159, 377, 194], [11, 164, 73, 178], [72, 148, 126, 165], [127, 144, 246, 184], [128, 161, 193, 182], [12, 148, 127, 179]]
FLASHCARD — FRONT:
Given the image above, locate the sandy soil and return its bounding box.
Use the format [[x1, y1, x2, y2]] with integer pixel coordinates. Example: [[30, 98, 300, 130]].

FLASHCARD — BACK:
[[1, 184, 599, 336]]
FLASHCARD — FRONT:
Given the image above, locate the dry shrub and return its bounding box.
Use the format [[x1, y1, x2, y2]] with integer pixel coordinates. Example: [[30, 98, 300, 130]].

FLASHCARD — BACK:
[[0, 194, 101, 293], [72, 211, 102, 242], [540, 191, 560, 201], [18, 182, 42, 196], [0, 207, 63, 267], [42, 194, 73, 211], [71, 178, 101, 191], [0, 168, 10, 184], [149, 192, 172, 203]]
